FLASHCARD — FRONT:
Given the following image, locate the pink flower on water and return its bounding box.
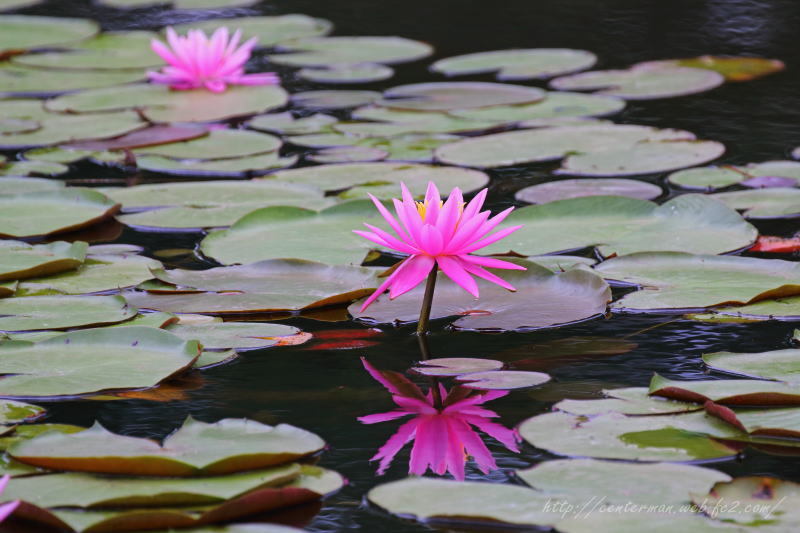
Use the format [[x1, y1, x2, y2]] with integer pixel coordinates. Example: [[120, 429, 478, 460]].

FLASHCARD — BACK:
[[148, 27, 279, 93], [0, 475, 20, 523], [358, 358, 520, 481], [354, 182, 525, 311]]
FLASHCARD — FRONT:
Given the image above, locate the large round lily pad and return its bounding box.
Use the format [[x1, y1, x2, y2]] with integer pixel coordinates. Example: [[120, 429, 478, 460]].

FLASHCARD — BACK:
[[594, 252, 800, 311], [481, 194, 757, 257], [0, 240, 87, 282], [516, 179, 662, 203], [247, 112, 338, 135], [431, 48, 597, 80], [175, 15, 332, 48], [0, 111, 145, 150], [377, 81, 545, 111], [291, 90, 381, 109], [165, 322, 302, 350], [435, 123, 694, 168], [550, 64, 724, 100], [132, 129, 281, 160], [649, 373, 800, 406], [0, 188, 119, 238], [0, 294, 135, 331], [668, 160, 800, 190], [704, 348, 800, 382], [642, 55, 785, 82], [710, 188, 800, 218], [136, 152, 298, 178], [690, 477, 799, 527], [0, 63, 143, 97], [299, 63, 394, 84], [338, 107, 501, 136], [0, 326, 198, 397], [0, 15, 98, 55], [11, 416, 325, 475], [265, 162, 488, 199], [554, 387, 702, 416], [351, 260, 611, 332], [12, 31, 161, 70], [270, 36, 432, 67], [689, 296, 800, 322], [290, 132, 460, 163]]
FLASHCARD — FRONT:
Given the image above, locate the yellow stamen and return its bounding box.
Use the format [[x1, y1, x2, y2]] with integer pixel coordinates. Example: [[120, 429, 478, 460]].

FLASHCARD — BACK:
[[415, 199, 464, 220]]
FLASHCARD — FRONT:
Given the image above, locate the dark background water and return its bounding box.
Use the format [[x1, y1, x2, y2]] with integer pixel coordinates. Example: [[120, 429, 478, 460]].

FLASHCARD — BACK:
[[7, 0, 800, 531]]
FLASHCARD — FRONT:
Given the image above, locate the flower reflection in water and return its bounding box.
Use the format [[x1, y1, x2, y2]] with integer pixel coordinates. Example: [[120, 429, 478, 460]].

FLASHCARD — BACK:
[[358, 358, 519, 481]]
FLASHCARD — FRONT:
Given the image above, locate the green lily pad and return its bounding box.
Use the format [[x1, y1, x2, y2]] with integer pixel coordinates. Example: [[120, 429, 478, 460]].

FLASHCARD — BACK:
[[519, 410, 743, 461], [11, 416, 326, 475], [0, 117, 37, 134], [266, 161, 488, 200], [691, 477, 799, 526], [0, 240, 87, 282], [0, 188, 119, 238], [0, 294, 135, 331], [23, 146, 123, 165], [0, 399, 45, 424], [554, 387, 702, 416], [247, 112, 338, 135], [649, 373, 800, 406], [710, 188, 800, 218], [688, 297, 800, 321], [292, 90, 381, 109], [136, 152, 298, 177], [704, 349, 800, 382], [128, 260, 380, 313], [706, 403, 800, 439], [0, 326, 197, 397], [0, 63, 143, 97], [378, 81, 544, 111], [13, 31, 161, 70], [338, 107, 501, 136], [132, 129, 281, 160], [299, 63, 394, 83], [482, 194, 756, 257], [46, 84, 288, 123], [307, 145, 389, 164], [668, 160, 800, 190], [175, 15, 332, 48], [0, 110, 145, 149], [525, 254, 597, 271], [516, 179, 662, 203], [412, 357, 503, 376], [0, 159, 69, 176], [642, 55, 785, 82], [595, 252, 800, 311], [0, 177, 64, 194], [119, 205, 304, 231], [351, 261, 611, 332], [290, 132, 460, 163], [435, 123, 694, 168], [456, 370, 551, 389], [0, 15, 98, 55], [270, 36, 432, 67], [165, 322, 301, 350], [431, 48, 597, 80], [550, 64, 724, 100], [0, 0, 41, 10], [14, 253, 161, 296]]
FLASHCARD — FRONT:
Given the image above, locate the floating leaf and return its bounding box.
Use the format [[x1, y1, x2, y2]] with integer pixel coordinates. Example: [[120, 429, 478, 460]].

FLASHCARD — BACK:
[[691, 477, 799, 526], [291, 90, 381, 109], [0, 15, 98, 55], [516, 178, 662, 204], [456, 370, 550, 390], [482, 195, 756, 257], [0, 110, 144, 150], [642, 55, 785, 82], [378, 81, 544, 111], [338, 107, 501, 136], [0, 240, 87, 282], [519, 410, 743, 461], [11, 416, 326, 475], [0, 159, 68, 176], [298, 64, 394, 83], [704, 349, 800, 382], [132, 129, 281, 160], [595, 252, 800, 311], [65, 124, 209, 151], [307, 145, 388, 164], [175, 15, 332, 48], [351, 261, 610, 332], [247, 112, 337, 135], [710, 188, 800, 219], [12, 31, 162, 70], [431, 48, 596, 80], [0, 63, 143, 97], [0, 177, 64, 194], [689, 296, 800, 321], [165, 322, 303, 350], [136, 152, 298, 178], [558, 512, 745, 533], [649, 373, 800, 406], [706, 402, 800, 439], [0, 188, 119, 238], [550, 64, 724, 100], [0, 399, 45, 424], [270, 36, 432, 67], [290, 132, 459, 163], [668, 160, 800, 190], [412, 358, 503, 377], [0, 294, 135, 332], [554, 387, 702, 416]]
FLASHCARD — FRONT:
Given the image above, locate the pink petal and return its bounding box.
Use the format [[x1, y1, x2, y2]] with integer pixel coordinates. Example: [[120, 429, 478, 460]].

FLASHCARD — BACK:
[[368, 193, 412, 244], [436, 186, 463, 240], [422, 182, 441, 225], [358, 410, 414, 424], [353, 229, 390, 248], [460, 260, 516, 292], [461, 188, 488, 221], [444, 210, 490, 254], [457, 420, 497, 474], [436, 256, 479, 298], [408, 416, 437, 475], [372, 418, 419, 475], [0, 501, 18, 523], [359, 256, 412, 311], [419, 224, 444, 256], [388, 255, 435, 299], [461, 225, 523, 254], [360, 357, 401, 395], [461, 255, 527, 270], [444, 417, 467, 480], [463, 415, 521, 453], [361, 223, 417, 254], [234, 73, 280, 86]]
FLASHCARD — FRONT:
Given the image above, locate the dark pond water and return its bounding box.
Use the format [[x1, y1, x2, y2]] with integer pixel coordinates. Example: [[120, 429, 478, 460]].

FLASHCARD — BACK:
[[7, 0, 800, 531]]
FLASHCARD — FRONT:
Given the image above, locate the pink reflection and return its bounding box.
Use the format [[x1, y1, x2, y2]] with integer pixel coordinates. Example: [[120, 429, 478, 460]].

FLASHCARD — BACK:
[[358, 358, 520, 481]]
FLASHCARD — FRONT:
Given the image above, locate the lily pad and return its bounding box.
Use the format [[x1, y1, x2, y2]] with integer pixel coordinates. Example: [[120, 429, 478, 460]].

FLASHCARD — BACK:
[[0, 177, 64, 195], [706, 403, 800, 439], [119, 205, 316, 231], [516, 179, 662, 204], [0, 63, 143, 97], [0, 159, 68, 176], [12, 31, 161, 70], [642, 55, 785, 82], [132, 129, 281, 160], [299, 64, 394, 83], [456, 370, 551, 389], [46, 84, 288, 123], [595, 252, 800, 311], [307, 145, 389, 164], [0, 294, 135, 331], [554, 387, 702, 416], [481, 194, 757, 257], [290, 132, 460, 163], [0, 326, 197, 397], [431, 48, 597, 80], [550, 64, 724, 100], [519, 410, 743, 461], [649, 373, 800, 406], [270, 36, 432, 67], [266, 162, 488, 200], [0, 188, 119, 238], [247, 112, 338, 135], [0, 399, 45, 424], [338, 107, 501, 136], [66, 124, 210, 152], [165, 322, 302, 350], [668, 160, 800, 190], [0, 240, 87, 282], [691, 477, 800, 526], [689, 297, 800, 322], [704, 349, 800, 383], [435, 123, 694, 168], [412, 358, 503, 377], [351, 261, 611, 332], [0, 111, 145, 150], [136, 152, 298, 178], [291, 90, 381, 109], [128, 260, 380, 313], [710, 188, 800, 218], [557, 512, 747, 533], [0, 15, 98, 55], [11, 416, 326, 475], [175, 15, 332, 48], [378, 81, 544, 111]]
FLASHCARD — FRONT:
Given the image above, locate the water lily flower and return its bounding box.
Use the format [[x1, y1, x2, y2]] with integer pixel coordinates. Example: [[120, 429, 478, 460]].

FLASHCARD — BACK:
[[0, 475, 20, 523], [354, 182, 525, 311], [148, 27, 279, 93], [358, 358, 520, 481]]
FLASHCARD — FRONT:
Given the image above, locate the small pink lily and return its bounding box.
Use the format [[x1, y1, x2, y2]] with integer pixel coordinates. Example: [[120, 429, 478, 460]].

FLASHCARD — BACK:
[[354, 182, 525, 311], [0, 475, 19, 523], [148, 27, 279, 93], [358, 358, 520, 481]]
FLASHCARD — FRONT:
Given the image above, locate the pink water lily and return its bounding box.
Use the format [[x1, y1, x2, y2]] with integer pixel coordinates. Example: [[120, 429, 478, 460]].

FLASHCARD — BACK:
[[148, 27, 279, 93], [0, 475, 19, 523], [354, 182, 525, 311], [358, 358, 520, 481]]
